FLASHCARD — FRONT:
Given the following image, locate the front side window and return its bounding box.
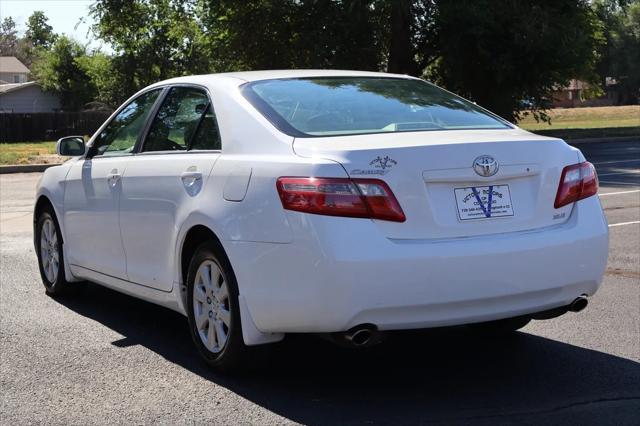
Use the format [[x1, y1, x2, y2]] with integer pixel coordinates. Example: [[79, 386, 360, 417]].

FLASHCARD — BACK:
[[91, 89, 161, 157], [143, 87, 221, 152], [242, 77, 511, 137]]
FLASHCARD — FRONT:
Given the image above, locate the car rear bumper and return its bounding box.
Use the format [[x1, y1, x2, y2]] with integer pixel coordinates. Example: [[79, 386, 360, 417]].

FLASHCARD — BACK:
[[225, 196, 609, 333]]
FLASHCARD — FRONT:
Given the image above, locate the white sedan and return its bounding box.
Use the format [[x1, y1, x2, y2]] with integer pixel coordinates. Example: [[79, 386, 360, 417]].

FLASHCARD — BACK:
[[34, 70, 609, 370]]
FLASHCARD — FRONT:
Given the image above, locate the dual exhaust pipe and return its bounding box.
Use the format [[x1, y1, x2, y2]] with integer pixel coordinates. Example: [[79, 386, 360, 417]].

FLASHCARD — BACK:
[[333, 295, 589, 347]]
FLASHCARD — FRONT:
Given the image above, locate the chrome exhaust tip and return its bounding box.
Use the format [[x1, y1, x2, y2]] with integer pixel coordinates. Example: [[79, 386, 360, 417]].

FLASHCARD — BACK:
[[346, 328, 373, 346], [330, 325, 383, 348], [569, 295, 588, 312]]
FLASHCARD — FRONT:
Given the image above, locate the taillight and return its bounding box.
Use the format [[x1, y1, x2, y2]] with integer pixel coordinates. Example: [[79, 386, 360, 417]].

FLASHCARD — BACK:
[[276, 177, 406, 222], [554, 162, 598, 208]]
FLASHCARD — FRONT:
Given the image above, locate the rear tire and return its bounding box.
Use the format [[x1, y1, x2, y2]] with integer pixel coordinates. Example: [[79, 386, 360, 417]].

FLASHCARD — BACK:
[[36, 209, 72, 296], [470, 316, 531, 336], [186, 241, 249, 372]]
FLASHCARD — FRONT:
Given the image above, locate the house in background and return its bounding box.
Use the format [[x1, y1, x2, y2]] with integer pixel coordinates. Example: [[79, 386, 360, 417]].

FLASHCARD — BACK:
[[0, 57, 61, 113], [551, 78, 621, 108], [0, 56, 30, 83], [0, 82, 61, 113], [551, 80, 590, 108]]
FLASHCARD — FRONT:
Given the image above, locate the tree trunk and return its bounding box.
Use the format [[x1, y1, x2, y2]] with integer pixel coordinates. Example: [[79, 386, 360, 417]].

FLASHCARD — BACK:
[[387, 0, 417, 75]]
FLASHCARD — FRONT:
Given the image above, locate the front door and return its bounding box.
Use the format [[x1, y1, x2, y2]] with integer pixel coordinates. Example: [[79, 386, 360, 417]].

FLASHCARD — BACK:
[[63, 89, 162, 279], [119, 86, 222, 291]]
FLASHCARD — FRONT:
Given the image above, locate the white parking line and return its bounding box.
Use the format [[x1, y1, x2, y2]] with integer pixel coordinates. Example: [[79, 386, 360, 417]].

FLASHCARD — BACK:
[[599, 180, 640, 186], [598, 171, 640, 177], [599, 189, 640, 196], [609, 220, 640, 228], [593, 159, 640, 166]]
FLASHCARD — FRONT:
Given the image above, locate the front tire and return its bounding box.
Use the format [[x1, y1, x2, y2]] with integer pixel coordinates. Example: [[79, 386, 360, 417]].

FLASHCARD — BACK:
[[186, 241, 247, 371], [36, 209, 71, 296]]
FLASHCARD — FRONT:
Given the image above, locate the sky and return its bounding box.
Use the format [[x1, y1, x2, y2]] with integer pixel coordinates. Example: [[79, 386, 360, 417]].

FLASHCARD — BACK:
[[0, 0, 110, 51]]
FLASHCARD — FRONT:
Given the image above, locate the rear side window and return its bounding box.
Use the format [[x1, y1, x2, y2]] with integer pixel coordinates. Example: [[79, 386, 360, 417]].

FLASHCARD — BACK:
[[189, 105, 221, 151], [242, 77, 510, 137], [143, 87, 221, 152]]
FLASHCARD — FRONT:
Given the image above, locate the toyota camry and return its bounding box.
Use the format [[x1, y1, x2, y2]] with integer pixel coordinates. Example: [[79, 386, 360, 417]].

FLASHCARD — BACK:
[[34, 70, 609, 370]]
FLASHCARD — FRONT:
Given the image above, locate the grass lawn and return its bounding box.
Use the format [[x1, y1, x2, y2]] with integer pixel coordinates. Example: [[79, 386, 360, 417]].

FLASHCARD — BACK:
[[518, 105, 640, 130], [0, 142, 59, 166]]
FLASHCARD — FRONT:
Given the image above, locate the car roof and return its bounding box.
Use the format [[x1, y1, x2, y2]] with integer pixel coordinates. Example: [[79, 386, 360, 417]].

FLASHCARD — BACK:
[[216, 69, 417, 82], [152, 69, 419, 88]]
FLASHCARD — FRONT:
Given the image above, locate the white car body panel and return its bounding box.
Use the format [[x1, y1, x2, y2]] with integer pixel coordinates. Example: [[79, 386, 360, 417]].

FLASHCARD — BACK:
[[293, 130, 582, 239], [118, 152, 220, 291], [231, 196, 608, 333], [34, 70, 609, 346], [63, 157, 129, 279]]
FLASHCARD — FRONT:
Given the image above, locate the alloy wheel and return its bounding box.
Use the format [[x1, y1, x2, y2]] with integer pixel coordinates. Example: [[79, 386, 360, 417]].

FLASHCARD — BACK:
[[192, 260, 231, 353], [40, 218, 59, 284]]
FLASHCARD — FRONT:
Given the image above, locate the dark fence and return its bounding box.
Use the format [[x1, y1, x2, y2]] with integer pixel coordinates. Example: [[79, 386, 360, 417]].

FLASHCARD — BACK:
[[0, 111, 112, 143]]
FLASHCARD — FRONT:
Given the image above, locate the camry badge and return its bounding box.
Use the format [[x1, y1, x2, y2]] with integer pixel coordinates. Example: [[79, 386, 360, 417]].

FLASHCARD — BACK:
[[473, 155, 499, 177]]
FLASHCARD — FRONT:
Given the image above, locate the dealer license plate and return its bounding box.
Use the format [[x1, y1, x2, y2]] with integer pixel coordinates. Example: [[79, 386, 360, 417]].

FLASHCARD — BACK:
[[454, 185, 514, 221]]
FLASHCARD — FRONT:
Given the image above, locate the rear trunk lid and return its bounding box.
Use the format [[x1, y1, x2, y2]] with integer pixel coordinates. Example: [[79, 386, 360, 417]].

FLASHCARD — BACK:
[[293, 129, 580, 239]]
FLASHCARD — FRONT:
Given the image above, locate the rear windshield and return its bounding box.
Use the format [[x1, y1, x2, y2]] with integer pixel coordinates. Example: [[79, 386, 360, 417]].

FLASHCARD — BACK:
[[241, 77, 510, 137]]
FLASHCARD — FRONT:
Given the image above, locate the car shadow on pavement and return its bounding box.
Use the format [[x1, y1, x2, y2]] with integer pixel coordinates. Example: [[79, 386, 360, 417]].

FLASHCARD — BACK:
[[56, 282, 640, 425]]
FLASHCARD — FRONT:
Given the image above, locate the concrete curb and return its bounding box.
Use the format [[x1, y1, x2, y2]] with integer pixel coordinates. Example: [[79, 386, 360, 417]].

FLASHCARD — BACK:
[[0, 163, 60, 174]]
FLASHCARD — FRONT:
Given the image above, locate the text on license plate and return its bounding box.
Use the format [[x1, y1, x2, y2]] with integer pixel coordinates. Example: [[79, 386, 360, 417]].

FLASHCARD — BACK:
[[454, 185, 514, 220]]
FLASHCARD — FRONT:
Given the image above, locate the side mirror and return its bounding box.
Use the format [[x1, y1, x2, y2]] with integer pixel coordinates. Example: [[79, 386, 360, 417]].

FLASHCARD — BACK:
[[56, 136, 86, 157]]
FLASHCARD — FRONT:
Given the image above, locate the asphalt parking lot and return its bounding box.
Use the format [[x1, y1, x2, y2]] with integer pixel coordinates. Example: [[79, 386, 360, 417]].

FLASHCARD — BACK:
[[1, 140, 638, 425]]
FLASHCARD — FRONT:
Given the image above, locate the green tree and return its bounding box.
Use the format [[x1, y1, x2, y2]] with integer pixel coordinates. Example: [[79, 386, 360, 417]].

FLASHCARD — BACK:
[[26, 11, 57, 49], [0, 17, 33, 66], [594, 0, 640, 104], [430, 0, 603, 121], [386, 0, 438, 75], [32, 36, 96, 110], [619, 1, 640, 103], [199, 0, 602, 120], [90, 0, 210, 99], [88, 0, 606, 120], [199, 0, 386, 71], [0, 17, 19, 55], [76, 52, 123, 107]]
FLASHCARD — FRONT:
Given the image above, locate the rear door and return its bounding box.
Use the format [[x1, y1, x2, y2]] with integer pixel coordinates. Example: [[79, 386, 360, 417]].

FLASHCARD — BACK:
[[119, 85, 222, 291]]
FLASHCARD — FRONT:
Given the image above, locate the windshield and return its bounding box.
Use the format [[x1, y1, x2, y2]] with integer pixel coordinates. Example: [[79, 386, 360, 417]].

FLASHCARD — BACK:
[[242, 77, 510, 137]]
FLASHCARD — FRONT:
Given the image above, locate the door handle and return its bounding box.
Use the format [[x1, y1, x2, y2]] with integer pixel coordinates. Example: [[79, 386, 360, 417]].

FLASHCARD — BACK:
[[107, 169, 121, 187], [181, 169, 202, 188]]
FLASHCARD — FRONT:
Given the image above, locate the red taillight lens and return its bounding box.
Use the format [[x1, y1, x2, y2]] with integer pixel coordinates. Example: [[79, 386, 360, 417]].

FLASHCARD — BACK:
[[554, 162, 598, 208], [276, 177, 406, 222]]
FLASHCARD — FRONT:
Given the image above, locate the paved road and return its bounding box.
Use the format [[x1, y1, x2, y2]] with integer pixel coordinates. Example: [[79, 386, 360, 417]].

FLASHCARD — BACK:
[[1, 141, 639, 425]]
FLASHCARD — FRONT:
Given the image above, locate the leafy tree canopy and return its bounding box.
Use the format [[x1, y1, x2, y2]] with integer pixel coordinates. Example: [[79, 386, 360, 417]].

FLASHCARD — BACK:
[[0, 16, 33, 66], [26, 10, 56, 49], [4, 1, 636, 115], [194, 0, 604, 121], [594, 0, 640, 104], [90, 0, 210, 97], [31, 36, 95, 110], [431, 0, 604, 121]]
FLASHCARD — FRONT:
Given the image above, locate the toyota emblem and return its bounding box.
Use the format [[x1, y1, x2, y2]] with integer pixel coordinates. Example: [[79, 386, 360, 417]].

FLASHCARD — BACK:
[[473, 155, 499, 177]]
